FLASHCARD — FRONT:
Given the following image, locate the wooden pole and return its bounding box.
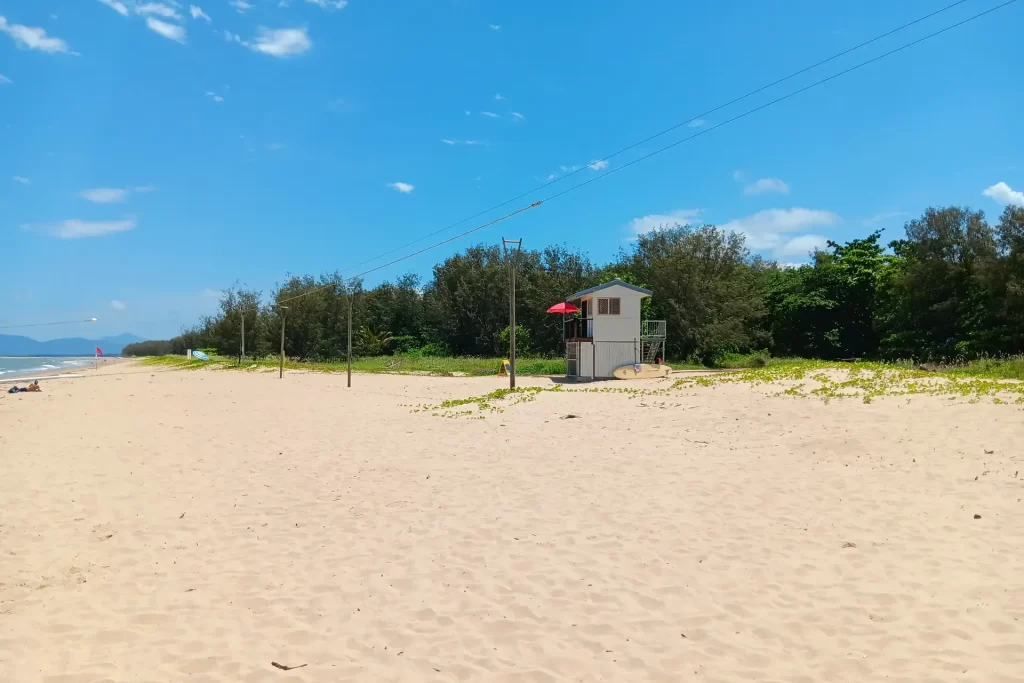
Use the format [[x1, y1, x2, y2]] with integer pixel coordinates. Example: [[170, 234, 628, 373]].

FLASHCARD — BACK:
[[502, 238, 522, 390], [347, 291, 353, 388], [510, 263, 516, 388], [279, 309, 287, 379], [240, 313, 246, 363]]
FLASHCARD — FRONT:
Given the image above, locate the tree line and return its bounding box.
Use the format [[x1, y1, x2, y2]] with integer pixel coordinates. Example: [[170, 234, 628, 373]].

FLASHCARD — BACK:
[[123, 204, 1024, 365]]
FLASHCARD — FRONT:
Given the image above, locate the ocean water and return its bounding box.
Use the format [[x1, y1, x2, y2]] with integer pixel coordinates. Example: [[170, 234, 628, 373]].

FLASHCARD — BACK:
[[0, 357, 95, 378]]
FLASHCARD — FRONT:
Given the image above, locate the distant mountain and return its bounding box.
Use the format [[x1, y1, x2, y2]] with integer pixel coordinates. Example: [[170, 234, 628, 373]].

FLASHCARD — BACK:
[[0, 333, 145, 356]]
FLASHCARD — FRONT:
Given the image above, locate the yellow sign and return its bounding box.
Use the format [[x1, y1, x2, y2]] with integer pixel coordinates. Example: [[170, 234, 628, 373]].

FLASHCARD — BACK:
[[497, 359, 511, 376]]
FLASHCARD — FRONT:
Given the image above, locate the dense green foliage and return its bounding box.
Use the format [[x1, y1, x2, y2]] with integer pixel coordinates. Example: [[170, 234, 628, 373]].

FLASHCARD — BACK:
[[121, 339, 174, 356], [123, 205, 1024, 364]]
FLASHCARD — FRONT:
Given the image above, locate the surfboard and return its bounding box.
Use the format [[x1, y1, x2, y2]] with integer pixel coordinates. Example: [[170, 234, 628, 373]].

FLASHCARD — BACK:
[[192, 351, 210, 361], [613, 363, 672, 380]]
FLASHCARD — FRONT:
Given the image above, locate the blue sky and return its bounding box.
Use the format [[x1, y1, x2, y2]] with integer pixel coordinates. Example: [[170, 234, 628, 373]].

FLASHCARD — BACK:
[[2, 0, 1023, 340]]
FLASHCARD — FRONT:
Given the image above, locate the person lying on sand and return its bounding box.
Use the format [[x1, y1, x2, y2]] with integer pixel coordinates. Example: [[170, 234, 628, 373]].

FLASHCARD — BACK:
[[7, 381, 41, 393]]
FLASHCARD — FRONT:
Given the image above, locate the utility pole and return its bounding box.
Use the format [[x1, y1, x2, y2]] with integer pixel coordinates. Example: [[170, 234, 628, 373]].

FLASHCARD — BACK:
[[501, 238, 522, 390], [240, 313, 246, 363], [278, 306, 288, 379], [346, 289, 353, 388]]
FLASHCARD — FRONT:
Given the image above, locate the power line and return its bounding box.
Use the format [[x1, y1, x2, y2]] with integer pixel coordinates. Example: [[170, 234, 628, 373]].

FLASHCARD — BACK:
[[273, 0, 1015, 306], [276, 201, 542, 305], [540, 0, 1017, 204], [0, 317, 98, 330], [341, 0, 975, 272]]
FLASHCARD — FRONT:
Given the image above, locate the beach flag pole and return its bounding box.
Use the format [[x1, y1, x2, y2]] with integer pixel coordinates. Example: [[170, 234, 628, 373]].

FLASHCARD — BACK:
[[95, 346, 102, 371]]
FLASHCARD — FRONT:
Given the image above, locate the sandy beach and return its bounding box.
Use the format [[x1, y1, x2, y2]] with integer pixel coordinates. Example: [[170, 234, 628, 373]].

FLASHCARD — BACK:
[[2, 364, 1022, 682]]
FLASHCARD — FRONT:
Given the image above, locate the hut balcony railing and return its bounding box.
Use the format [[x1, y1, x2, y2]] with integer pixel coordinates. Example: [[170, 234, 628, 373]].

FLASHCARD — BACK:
[[641, 320, 666, 339]]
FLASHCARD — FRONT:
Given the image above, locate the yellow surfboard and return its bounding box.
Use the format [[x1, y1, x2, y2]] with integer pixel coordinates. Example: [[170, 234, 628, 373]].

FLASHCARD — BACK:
[[613, 363, 672, 380]]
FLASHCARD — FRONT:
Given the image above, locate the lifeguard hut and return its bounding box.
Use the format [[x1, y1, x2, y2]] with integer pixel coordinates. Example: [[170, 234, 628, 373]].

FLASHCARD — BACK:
[[558, 279, 667, 380]]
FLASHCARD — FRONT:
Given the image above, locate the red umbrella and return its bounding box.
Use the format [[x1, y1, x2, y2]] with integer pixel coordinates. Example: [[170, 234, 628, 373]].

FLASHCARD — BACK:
[[546, 302, 580, 314]]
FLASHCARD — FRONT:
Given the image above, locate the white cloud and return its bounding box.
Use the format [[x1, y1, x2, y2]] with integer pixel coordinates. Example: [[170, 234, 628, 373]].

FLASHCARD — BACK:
[[79, 185, 153, 203], [777, 234, 829, 257], [480, 111, 500, 118], [25, 218, 137, 239], [205, 90, 224, 103], [146, 17, 186, 42], [488, 24, 501, 30], [494, 93, 505, 100], [12, 176, 30, 184], [136, 3, 182, 20], [230, 0, 253, 13], [744, 177, 790, 195], [247, 27, 311, 57], [983, 181, 1024, 207], [588, 159, 609, 171], [511, 112, 525, 121], [223, 30, 241, 42], [630, 209, 702, 235], [720, 208, 839, 250], [388, 182, 414, 194], [0, 73, 11, 85], [0, 15, 73, 54], [861, 211, 907, 226], [306, 0, 348, 9], [80, 188, 129, 203], [110, 300, 126, 311], [189, 5, 211, 21], [441, 139, 484, 146], [97, 0, 130, 16], [687, 119, 707, 128]]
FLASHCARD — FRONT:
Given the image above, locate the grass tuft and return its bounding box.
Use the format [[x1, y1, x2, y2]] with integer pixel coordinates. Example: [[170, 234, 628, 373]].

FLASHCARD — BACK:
[[141, 354, 566, 377]]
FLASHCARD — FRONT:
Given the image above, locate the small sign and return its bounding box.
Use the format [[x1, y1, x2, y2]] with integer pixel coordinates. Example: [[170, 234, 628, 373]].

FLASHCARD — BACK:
[[497, 359, 511, 376]]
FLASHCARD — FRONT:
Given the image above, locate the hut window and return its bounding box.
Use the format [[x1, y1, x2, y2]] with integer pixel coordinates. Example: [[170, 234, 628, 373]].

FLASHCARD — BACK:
[[597, 298, 620, 315]]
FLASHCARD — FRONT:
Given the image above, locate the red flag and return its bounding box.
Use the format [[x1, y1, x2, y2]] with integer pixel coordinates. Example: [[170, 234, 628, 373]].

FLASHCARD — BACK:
[[95, 347, 103, 355]]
